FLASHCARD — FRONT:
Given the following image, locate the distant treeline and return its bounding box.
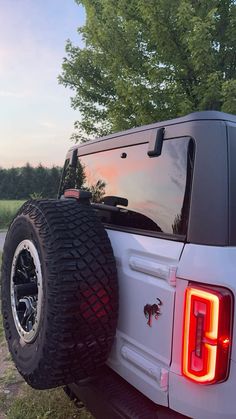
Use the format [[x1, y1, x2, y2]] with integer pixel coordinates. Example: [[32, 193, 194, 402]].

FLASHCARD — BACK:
[[0, 164, 62, 200]]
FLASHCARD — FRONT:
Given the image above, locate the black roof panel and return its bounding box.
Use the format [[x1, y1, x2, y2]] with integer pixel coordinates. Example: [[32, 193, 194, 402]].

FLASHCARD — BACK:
[[70, 110, 236, 151]]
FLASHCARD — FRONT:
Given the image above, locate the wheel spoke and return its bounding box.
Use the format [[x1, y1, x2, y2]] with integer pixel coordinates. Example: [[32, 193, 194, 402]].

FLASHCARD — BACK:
[[19, 297, 36, 332], [11, 242, 42, 342]]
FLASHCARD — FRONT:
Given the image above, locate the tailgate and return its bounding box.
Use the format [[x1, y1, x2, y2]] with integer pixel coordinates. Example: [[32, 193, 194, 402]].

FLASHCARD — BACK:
[[107, 229, 184, 406]]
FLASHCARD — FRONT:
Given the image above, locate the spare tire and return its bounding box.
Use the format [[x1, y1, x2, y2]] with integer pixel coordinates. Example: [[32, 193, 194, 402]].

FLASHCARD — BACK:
[[1, 199, 118, 389]]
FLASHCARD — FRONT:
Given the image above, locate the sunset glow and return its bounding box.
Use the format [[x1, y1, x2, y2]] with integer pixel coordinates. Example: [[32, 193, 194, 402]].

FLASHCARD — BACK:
[[0, 0, 84, 168]]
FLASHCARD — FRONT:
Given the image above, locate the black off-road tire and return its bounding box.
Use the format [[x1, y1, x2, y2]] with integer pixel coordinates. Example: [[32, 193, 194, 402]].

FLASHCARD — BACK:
[[1, 199, 118, 389]]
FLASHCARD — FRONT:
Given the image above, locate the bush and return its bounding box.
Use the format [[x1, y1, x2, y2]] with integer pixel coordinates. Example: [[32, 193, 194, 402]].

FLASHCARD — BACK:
[[0, 201, 24, 229]]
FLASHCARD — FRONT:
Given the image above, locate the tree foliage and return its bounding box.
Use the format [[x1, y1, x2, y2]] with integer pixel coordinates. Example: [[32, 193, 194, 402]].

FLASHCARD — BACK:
[[0, 164, 62, 200], [59, 0, 236, 141]]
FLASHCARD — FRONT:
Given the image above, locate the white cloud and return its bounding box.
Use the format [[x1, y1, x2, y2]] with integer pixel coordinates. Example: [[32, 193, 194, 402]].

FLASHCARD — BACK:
[[40, 121, 57, 129], [0, 0, 84, 168], [0, 90, 29, 98]]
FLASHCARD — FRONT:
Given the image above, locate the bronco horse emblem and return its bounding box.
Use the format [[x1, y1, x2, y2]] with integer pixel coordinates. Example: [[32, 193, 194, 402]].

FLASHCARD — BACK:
[[144, 298, 162, 327]]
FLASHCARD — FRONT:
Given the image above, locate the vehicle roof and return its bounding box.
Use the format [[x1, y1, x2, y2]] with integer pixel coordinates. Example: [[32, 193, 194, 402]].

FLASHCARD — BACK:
[[70, 110, 236, 151]]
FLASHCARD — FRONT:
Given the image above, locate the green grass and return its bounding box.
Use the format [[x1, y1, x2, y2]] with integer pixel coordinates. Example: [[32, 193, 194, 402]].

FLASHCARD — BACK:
[[0, 315, 94, 419], [0, 200, 25, 229], [6, 387, 93, 419]]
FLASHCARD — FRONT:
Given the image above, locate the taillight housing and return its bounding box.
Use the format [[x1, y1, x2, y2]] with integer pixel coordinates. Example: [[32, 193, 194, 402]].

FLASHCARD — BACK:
[[182, 284, 233, 384]]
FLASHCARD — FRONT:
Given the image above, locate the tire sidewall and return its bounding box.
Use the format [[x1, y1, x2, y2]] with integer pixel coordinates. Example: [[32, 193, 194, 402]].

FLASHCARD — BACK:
[[2, 213, 48, 374], [1, 199, 118, 389]]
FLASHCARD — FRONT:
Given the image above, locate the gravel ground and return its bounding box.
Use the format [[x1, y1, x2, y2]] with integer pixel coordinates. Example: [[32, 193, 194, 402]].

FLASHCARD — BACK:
[[0, 231, 6, 252]]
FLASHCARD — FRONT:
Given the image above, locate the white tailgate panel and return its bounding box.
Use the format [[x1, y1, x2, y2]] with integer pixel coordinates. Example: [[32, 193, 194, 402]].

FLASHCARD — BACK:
[[106, 229, 184, 405]]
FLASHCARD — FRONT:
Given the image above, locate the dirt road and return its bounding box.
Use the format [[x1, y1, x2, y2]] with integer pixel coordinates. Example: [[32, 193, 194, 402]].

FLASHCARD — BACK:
[[0, 231, 6, 251]]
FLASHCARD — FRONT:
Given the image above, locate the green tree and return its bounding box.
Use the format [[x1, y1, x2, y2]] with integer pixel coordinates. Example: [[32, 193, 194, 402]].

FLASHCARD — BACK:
[[47, 166, 62, 198], [0, 165, 63, 200], [88, 179, 106, 202], [60, 159, 86, 192], [59, 0, 236, 142], [18, 163, 35, 199]]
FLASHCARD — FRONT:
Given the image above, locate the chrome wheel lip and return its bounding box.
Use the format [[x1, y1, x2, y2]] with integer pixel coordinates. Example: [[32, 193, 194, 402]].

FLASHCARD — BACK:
[[10, 240, 43, 343]]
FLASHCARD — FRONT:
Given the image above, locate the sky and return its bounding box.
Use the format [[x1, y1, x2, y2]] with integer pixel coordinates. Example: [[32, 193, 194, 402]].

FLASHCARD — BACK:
[[0, 0, 85, 168]]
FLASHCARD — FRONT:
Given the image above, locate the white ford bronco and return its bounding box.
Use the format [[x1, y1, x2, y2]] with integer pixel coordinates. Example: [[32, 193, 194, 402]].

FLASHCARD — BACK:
[[2, 111, 236, 418]]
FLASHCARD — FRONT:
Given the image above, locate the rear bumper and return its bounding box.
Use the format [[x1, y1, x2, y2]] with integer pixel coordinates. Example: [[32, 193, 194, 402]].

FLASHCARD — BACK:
[[66, 366, 188, 419]]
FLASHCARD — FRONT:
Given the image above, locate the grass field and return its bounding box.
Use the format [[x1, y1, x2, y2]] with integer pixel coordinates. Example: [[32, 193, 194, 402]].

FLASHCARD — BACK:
[[0, 253, 93, 419], [0, 357, 93, 419], [0, 201, 25, 230]]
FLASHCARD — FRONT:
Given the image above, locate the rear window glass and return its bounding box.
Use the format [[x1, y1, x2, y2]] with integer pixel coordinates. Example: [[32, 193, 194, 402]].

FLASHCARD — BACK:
[[61, 138, 194, 237]]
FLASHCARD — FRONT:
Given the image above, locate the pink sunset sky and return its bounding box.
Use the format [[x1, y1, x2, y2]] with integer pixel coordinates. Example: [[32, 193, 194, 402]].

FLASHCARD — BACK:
[[0, 0, 85, 168]]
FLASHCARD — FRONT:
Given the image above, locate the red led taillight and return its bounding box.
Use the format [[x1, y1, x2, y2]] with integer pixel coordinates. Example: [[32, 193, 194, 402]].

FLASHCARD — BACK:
[[182, 285, 233, 384]]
